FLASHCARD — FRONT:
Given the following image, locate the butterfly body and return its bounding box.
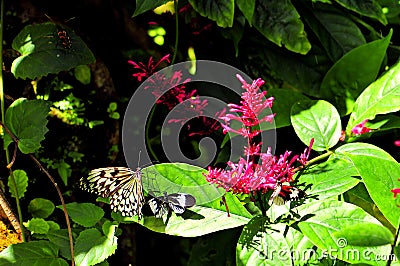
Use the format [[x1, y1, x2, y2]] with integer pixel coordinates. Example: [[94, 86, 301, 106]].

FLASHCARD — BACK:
[[268, 183, 306, 206], [148, 193, 196, 218], [81, 167, 145, 219]]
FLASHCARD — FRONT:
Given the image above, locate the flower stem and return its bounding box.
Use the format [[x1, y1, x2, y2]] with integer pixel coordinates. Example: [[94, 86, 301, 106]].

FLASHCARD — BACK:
[[171, 0, 179, 65]]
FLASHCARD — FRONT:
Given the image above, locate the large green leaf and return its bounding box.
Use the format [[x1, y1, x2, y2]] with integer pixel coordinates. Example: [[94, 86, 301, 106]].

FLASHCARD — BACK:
[[237, 217, 315, 266], [12, 22, 95, 79], [0, 240, 68, 265], [4, 98, 51, 154], [252, 0, 311, 54], [291, 100, 342, 151], [320, 30, 392, 115], [298, 157, 360, 201], [7, 169, 28, 199], [333, 223, 393, 246], [336, 143, 400, 228], [297, 200, 392, 265], [57, 202, 104, 227], [335, 0, 387, 25], [302, 6, 366, 62], [346, 58, 400, 134], [189, 0, 234, 27], [47, 229, 72, 260], [28, 198, 55, 219], [236, 0, 255, 25], [74, 224, 118, 266], [23, 218, 50, 235]]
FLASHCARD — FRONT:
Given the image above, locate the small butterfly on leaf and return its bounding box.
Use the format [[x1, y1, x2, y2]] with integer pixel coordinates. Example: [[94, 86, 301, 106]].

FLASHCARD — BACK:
[[148, 192, 196, 218], [268, 183, 306, 206], [80, 167, 145, 219]]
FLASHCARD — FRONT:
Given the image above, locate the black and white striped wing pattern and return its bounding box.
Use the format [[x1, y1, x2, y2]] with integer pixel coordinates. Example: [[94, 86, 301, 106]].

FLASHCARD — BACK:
[[148, 193, 196, 218], [80, 167, 145, 219]]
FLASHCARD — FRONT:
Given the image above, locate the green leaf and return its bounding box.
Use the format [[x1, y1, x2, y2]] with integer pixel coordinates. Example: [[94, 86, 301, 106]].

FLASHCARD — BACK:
[[57, 202, 104, 227], [28, 198, 56, 218], [133, 0, 170, 16], [8, 169, 28, 199], [297, 200, 392, 265], [346, 58, 400, 134], [237, 217, 315, 265], [335, 0, 387, 25], [74, 228, 117, 266], [320, 30, 392, 115], [291, 100, 341, 151], [236, 0, 255, 25], [298, 157, 360, 201], [333, 223, 394, 246], [252, 0, 311, 54], [11, 22, 95, 79], [189, 0, 234, 27], [47, 229, 72, 260], [74, 65, 91, 85], [0, 240, 68, 265], [268, 88, 309, 128], [303, 6, 366, 62], [23, 218, 50, 235], [4, 98, 51, 154], [336, 143, 400, 228]]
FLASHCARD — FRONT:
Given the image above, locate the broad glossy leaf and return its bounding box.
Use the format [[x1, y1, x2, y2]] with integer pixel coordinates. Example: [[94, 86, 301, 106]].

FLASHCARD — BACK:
[[252, 0, 311, 54], [346, 58, 400, 134], [297, 200, 392, 265], [237, 217, 315, 265], [47, 229, 72, 260], [236, 0, 255, 25], [336, 143, 400, 228], [320, 30, 392, 115], [12, 22, 95, 79], [4, 98, 51, 154], [298, 157, 359, 200], [291, 100, 341, 151], [189, 0, 234, 27], [8, 169, 28, 199], [74, 227, 117, 266], [0, 240, 68, 266], [333, 223, 393, 246]]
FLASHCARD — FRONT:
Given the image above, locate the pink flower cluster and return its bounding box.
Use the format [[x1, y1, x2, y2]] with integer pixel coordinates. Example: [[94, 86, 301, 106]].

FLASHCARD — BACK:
[[205, 75, 313, 195], [128, 55, 222, 136]]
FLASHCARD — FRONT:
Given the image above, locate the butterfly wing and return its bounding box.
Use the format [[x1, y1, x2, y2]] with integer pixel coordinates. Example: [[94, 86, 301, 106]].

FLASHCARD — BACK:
[[148, 198, 167, 218], [268, 184, 306, 206], [81, 167, 145, 219], [166, 193, 196, 214]]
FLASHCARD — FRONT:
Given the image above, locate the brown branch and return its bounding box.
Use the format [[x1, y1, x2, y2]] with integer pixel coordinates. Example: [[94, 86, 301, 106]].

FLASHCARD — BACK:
[[0, 121, 75, 265]]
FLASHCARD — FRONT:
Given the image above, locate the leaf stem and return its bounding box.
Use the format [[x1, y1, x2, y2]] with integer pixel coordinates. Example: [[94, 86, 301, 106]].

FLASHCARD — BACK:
[[0, 121, 75, 265], [171, 0, 179, 65], [0, 0, 26, 242]]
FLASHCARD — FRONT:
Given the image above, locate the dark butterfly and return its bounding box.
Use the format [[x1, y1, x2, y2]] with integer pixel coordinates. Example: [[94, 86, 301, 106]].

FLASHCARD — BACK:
[[80, 167, 145, 219], [268, 183, 306, 206], [148, 193, 196, 218]]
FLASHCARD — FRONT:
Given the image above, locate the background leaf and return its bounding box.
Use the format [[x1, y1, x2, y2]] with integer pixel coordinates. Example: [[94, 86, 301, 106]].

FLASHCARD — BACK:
[[4, 98, 51, 154], [57, 202, 104, 227], [189, 0, 234, 27], [11, 22, 95, 79], [133, 0, 170, 16], [7, 169, 28, 199], [28, 198, 56, 218], [23, 218, 50, 235]]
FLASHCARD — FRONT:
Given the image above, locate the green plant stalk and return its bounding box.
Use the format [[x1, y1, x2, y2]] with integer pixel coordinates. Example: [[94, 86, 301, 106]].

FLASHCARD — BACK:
[[0, 0, 26, 242], [171, 0, 179, 65], [145, 105, 160, 162]]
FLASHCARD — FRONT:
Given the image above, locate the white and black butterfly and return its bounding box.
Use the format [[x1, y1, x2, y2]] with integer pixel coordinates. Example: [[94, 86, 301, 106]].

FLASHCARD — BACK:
[[80, 167, 145, 219], [148, 192, 196, 218], [268, 183, 306, 206]]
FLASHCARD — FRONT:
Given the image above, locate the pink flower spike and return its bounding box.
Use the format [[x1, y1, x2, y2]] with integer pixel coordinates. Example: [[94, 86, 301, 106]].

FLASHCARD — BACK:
[[352, 119, 372, 135], [394, 140, 400, 147]]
